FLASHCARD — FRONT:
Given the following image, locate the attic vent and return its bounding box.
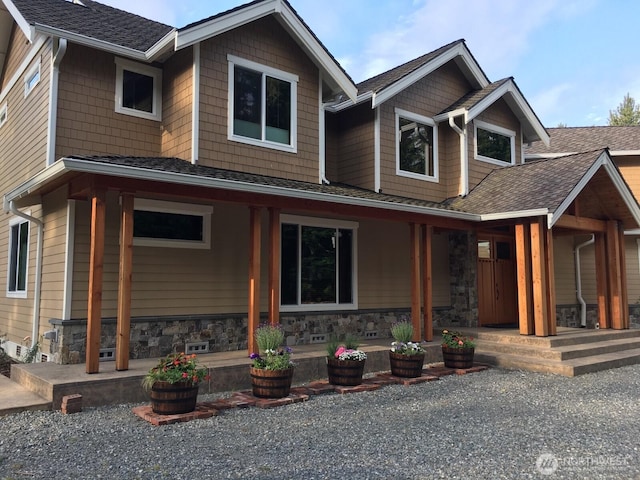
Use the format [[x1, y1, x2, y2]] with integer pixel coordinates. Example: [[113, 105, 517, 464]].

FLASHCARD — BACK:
[[185, 342, 208, 354], [99, 348, 115, 361]]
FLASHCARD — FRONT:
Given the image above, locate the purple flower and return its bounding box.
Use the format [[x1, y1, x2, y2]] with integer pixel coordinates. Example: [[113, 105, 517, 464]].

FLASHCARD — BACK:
[[283, 346, 293, 354], [249, 353, 260, 360]]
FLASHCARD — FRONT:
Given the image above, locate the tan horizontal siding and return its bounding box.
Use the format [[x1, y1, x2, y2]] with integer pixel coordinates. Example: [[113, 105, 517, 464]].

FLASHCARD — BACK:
[[553, 235, 578, 304], [1, 26, 30, 91]]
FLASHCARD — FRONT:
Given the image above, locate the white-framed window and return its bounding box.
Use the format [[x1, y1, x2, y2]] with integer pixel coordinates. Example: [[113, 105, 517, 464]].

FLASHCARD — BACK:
[[227, 54, 298, 153], [24, 60, 41, 98], [0, 103, 7, 128], [7, 217, 29, 298], [280, 215, 358, 311], [115, 57, 162, 121], [395, 108, 438, 182], [133, 199, 212, 249], [474, 119, 516, 166]]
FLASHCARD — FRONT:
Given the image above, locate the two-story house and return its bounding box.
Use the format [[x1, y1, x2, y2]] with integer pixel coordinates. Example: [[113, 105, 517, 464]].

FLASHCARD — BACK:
[[1, 0, 638, 374]]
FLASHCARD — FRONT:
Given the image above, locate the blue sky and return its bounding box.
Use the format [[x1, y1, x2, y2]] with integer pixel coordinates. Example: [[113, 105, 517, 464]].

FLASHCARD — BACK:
[[101, 0, 640, 128]]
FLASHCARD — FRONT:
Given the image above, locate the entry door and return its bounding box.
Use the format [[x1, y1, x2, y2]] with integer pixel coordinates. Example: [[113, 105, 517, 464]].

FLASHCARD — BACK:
[[477, 236, 517, 325]]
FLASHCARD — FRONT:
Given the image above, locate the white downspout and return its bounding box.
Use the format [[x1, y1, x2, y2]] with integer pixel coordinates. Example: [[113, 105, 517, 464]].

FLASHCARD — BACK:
[[46, 38, 67, 166], [575, 235, 595, 327], [191, 42, 200, 165], [448, 115, 468, 196], [319, 73, 329, 184], [7, 201, 44, 349]]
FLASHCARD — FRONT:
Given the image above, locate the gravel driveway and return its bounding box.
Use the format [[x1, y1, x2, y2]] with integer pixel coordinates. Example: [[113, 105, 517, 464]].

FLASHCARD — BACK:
[[1, 365, 639, 479]]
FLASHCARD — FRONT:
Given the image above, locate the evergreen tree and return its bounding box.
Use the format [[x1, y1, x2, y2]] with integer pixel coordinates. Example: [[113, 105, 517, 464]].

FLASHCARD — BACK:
[[608, 93, 640, 125]]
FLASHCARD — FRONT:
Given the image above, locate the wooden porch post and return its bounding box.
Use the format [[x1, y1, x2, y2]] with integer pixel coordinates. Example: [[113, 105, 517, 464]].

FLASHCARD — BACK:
[[248, 207, 262, 354], [544, 227, 557, 336], [515, 222, 534, 335], [594, 233, 609, 329], [606, 220, 624, 329], [530, 218, 549, 336], [116, 193, 134, 371], [268, 208, 280, 326], [410, 223, 421, 341], [618, 222, 629, 329], [422, 224, 433, 342], [86, 188, 106, 373]]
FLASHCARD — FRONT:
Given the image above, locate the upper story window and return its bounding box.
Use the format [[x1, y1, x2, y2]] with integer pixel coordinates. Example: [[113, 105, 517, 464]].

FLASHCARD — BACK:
[[24, 60, 41, 98], [395, 108, 438, 182], [133, 199, 212, 249], [227, 54, 298, 153], [0, 103, 7, 128], [7, 216, 29, 298], [115, 57, 162, 121], [474, 120, 515, 166], [280, 215, 358, 311]]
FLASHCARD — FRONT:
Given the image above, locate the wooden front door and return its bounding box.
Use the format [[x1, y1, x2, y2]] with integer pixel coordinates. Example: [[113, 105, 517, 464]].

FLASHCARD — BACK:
[[477, 235, 517, 326]]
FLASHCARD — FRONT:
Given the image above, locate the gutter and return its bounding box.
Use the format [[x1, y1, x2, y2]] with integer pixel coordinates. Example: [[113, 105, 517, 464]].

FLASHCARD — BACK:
[[46, 38, 67, 166], [4, 201, 44, 350], [575, 235, 594, 328]]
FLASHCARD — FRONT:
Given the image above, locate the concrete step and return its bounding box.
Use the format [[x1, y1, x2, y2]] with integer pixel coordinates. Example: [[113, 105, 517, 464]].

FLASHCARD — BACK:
[[0, 374, 51, 416]]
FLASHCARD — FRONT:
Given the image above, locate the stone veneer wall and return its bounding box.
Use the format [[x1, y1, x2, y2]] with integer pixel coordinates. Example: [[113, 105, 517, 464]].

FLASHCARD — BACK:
[[447, 231, 479, 327], [48, 308, 457, 364]]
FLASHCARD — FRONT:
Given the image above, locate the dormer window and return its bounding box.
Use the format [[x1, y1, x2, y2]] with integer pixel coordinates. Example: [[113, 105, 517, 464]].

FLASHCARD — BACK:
[[228, 55, 298, 153], [474, 120, 515, 165], [115, 57, 162, 121], [395, 108, 438, 182]]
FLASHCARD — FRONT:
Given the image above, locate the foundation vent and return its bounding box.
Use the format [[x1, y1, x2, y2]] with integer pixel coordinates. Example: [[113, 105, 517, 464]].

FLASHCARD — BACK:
[[310, 334, 326, 344], [40, 353, 49, 362], [99, 348, 115, 362], [186, 342, 209, 354], [364, 331, 378, 339], [15, 345, 22, 357]]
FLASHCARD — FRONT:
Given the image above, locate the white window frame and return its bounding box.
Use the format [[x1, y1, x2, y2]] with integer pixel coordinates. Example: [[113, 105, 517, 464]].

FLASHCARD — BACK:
[[7, 215, 30, 298], [132, 199, 212, 249], [115, 57, 162, 121], [24, 60, 41, 98], [474, 119, 516, 166], [0, 102, 7, 128], [395, 108, 438, 182], [227, 54, 298, 153], [280, 215, 358, 312]]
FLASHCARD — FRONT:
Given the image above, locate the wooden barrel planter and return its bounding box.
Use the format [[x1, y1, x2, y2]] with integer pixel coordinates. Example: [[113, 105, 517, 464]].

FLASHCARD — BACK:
[[150, 381, 199, 415], [442, 346, 475, 369], [326, 357, 365, 386], [389, 351, 425, 378], [250, 367, 294, 398]]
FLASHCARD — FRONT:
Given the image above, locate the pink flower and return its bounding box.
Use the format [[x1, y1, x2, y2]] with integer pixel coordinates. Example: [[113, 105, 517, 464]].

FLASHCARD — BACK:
[[182, 372, 189, 378], [335, 346, 346, 358], [458, 340, 463, 346]]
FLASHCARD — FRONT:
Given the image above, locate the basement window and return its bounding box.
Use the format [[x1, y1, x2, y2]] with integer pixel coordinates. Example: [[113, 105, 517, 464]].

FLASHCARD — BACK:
[[133, 199, 212, 249]]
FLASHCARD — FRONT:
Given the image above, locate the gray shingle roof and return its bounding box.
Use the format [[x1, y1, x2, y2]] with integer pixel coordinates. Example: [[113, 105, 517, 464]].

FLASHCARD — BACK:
[[356, 39, 465, 95], [448, 150, 605, 215], [11, 0, 172, 51], [526, 126, 640, 156], [438, 78, 511, 115]]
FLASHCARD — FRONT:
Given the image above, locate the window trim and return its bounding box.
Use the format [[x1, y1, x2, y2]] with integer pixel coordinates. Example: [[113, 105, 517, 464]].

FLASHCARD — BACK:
[[0, 102, 7, 128], [280, 214, 358, 312], [132, 199, 212, 249], [474, 119, 516, 166], [114, 57, 163, 121], [7, 215, 30, 298], [24, 60, 41, 98], [395, 108, 439, 182], [227, 54, 298, 153]]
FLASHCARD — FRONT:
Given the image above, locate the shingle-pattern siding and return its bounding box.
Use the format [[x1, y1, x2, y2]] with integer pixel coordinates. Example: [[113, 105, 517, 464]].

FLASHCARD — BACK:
[[161, 49, 193, 159], [11, 0, 172, 52], [333, 103, 375, 188]]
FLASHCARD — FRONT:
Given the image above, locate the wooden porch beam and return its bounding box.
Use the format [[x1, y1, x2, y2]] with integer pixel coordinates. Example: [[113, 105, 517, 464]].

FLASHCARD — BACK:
[[422, 224, 433, 342], [248, 207, 262, 354], [410, 223, 421, 341], [530, 218, 549, 336], [594, 233, 609, 329], [268, 208, 280, 326], [544, 227, 557, 336], [115, 193, 134, 371], [86, 188, 106, 374], [606, 221, 624, 329], [554, 215, 607, 232], [515, 222, 534, 335]]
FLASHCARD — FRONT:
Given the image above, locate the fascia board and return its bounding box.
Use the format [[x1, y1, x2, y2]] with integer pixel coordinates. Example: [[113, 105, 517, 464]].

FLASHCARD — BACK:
[[610, 150, 640, 156], [0, 35, 46, 103], [480, 208, 549, 222], [5, 158, 481, 222], [524, 153, 576, 160], [457, 43, 490, 88], [433, 108, 467, 123], [602, 159, 640, 227], [2, 0, 33, 42], [144, 29, 177, 61], [175, 1, 277, 49], [326, 92, 373, 112], [33, 24, 149, 61]]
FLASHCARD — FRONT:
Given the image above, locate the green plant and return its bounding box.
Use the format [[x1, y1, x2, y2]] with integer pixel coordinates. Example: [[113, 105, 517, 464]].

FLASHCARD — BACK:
[[441, 329, 476, 349], [390, 321, 425, 355], [142, 352, 209, 390], [250, 324, 294, 370], [21, 337, 40, 363]]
